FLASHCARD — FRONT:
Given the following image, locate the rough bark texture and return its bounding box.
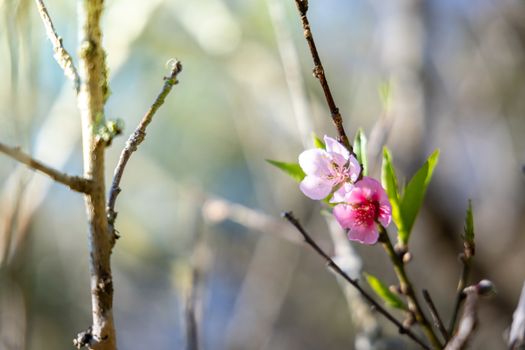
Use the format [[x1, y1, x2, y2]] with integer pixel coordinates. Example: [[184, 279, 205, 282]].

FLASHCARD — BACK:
[[77, 0, 116, 348]]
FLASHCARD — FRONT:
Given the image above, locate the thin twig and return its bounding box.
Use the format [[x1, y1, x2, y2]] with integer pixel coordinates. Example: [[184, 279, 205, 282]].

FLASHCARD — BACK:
[[423, 289, 450, 341], [185, 264, 200, 350], [449, 236, 475, 336], [378, 226, 443, 349], [283, 212, 430, 350], [0, 142, 91, 193], [448, 259, 470, 337], [106, 61, 183, 242], [34, 0, 81, 93], [292, 0, 351, 151]]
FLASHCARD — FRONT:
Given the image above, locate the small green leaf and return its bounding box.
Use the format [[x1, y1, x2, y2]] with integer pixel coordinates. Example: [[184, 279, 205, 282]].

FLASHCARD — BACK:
[[312, 133, 325, 149], [381, 148, 404, 235], [379, 80, 393, 112], [464, 199, 474, 244], [266, 159, 306, 182], [365, 273, 407, 311], [353, 129, 368, 176], [398, 149, 440, 244]]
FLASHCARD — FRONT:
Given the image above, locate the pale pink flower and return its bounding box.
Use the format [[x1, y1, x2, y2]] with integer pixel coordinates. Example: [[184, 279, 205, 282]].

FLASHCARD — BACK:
[[332, 177, 392, 245], [298, 136, 360, 200]]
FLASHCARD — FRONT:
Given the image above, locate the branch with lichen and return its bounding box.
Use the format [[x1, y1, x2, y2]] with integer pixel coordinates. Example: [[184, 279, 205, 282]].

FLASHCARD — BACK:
[[0, 141, 91, 193], [74, 0, 115, 348], [106, 60, 182, 245], [34, 0, 81, 93]]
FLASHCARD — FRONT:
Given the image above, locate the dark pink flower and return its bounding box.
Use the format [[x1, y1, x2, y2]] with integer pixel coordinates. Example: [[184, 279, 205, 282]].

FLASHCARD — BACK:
[[298, 136, 360, 200], [332, 177, 392, 245]]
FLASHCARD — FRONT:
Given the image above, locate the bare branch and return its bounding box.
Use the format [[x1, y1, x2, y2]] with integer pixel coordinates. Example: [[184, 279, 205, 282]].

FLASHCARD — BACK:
[[423, 289, 450, 341], [34, 0, 81, 93], [106, 61, 183, 237], [291, 0, 351, 150], [0, 142, 91, 193], [283, 212, 430, 350], [449, 223, 476, 335], [185, 261, 200, 350]]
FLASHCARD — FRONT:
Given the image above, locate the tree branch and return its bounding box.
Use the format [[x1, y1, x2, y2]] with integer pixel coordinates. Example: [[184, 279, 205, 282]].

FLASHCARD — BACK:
[[185, 258, 200, 350], [34, 0, 81, 93], [378, 226, 442, 349], [283, 212, 430, 350], [448, 238, 475, 336], [423, 289, 450, 342], [292, 0, 351, 151], [106, 60, 182, 241], [0, 142, 91, 193], [76, 0, 115, 348], [444, 286, 479, 350]]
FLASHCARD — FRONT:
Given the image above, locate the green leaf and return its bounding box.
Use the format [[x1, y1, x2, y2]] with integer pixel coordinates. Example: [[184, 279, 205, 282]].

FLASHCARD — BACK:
[[464, 199, 474, 244], [398, 150, 440, 244], [266, 159, 306, 183], [365, 273, 408, 311], [312, 133, 325, 149], [381, 148, 404, 235], [353, 129, 368, 176]]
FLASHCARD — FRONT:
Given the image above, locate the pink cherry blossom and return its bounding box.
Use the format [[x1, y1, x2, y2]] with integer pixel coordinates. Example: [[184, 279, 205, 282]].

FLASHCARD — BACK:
[[298, 136, 360, 200], [332, 177, 392, 245]]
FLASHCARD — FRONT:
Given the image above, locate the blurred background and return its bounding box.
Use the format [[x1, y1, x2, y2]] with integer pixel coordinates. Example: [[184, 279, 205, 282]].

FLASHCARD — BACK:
[[0, 0, 524, 349]]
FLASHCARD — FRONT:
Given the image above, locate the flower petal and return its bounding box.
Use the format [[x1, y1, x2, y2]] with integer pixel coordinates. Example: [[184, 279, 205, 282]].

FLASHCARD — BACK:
[[333, 204, 356, 229], [324, 135, 349, 160], [299, 175, 334, 200], [354, 177, 384, 201], [347, 155, 361, 183], [330, 182, 353, 203], [348, 223, 379, 245], [298, 149, 331, 177], [378, 203, 392, 227], [345, 186, 368, 204]]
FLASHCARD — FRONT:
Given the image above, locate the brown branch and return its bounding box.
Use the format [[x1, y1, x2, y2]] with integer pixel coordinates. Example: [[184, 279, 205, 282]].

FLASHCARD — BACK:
[[0, 142, 91, 193], [423, 289, 450, 342], [185, 263, 200, 350], [378, 227, 443, 349], [292, 0, 351, 151], [106, 60, 183, 242], [283, 212, 430, 350], [444, 286, 479, 350], [448, 242, 475, 336], [76, 0, 115, 348], [34, 0, 81, 93]]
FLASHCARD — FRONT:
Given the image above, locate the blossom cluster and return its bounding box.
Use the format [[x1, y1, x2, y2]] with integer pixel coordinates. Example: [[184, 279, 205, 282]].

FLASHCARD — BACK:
[[299, 136, 392, 245]]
